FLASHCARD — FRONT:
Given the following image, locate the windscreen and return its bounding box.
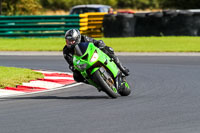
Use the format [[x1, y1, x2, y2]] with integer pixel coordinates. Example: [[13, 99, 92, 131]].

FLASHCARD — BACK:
[[71, 8, 99, 14], [74, 42, 89, 56], [100, 7, 109, 12]]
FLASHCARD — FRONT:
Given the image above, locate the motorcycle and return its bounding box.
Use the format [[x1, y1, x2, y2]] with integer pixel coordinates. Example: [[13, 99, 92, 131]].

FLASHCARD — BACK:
[[73, 42, 131, 98]]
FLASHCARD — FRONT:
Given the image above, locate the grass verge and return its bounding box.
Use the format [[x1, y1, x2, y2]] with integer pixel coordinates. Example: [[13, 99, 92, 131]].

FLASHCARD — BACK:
[[0, 66, 44, 89], [1, 37, 200, 52]]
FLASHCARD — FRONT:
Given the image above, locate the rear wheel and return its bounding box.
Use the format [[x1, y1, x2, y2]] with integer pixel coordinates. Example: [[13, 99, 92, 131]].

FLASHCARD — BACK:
[[92, 70, 119, 98]]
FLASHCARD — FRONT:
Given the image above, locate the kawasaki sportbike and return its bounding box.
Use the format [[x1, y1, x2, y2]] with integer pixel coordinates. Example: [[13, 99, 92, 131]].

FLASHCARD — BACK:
[[73, 42, 131, 98]]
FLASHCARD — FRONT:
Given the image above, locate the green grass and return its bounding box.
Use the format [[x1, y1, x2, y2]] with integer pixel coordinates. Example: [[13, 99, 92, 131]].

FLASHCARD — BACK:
[[104, 37, 200, 52], [0, 38, 65, 51], [0, 66, 44, 89], [1, 36, 200, 52]]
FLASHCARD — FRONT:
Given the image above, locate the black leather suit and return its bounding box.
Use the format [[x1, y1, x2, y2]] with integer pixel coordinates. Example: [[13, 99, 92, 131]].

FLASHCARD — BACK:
[[63, 35, 112, 82]]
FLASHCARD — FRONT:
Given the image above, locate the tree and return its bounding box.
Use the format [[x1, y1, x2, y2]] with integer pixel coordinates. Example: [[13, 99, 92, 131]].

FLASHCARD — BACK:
[[2, 0, 41, 15], [159, 0, 200, 9], [116, 0, 159, 9], [40, 0, 70, 11], [0, 0, 2, 15]]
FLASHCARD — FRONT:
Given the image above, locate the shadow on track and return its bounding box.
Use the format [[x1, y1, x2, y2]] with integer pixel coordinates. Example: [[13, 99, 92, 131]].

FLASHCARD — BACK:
[[0, 95, 110, 101]]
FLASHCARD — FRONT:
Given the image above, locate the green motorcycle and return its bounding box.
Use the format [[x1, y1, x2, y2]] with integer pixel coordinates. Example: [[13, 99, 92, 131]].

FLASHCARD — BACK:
[[73, 42, 131, 98]]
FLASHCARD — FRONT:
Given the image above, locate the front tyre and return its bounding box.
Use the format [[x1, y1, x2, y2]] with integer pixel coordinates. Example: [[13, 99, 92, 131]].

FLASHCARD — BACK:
[[92, 70, 118, 98], [118, 81, 131, 96]]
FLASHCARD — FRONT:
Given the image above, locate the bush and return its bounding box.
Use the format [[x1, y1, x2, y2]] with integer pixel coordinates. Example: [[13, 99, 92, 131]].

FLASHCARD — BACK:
[[39, 0, 117, 11], [159, 0, 200, 9], [2, 0, 41, 15], [1, 0, 200, 16]]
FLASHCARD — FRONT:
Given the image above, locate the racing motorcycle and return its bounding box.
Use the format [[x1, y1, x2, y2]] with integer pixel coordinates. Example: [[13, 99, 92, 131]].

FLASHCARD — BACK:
[[73, 42, 131, 98]]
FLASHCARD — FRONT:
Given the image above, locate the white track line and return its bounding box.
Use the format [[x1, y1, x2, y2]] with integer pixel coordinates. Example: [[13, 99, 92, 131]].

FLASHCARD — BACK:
[[22, 81, 64, 89], [0, 89, 25, 97], [35, 70, 73, 75], [44, 77, 74, 80], [0, 83, 82, 99]]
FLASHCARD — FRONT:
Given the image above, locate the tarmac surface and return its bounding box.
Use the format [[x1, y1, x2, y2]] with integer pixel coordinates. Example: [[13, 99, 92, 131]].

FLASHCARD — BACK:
[[0, 54, 200, 133]]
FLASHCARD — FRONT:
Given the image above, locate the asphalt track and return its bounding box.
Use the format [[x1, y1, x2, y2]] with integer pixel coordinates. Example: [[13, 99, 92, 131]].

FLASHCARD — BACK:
[[0, 55, 200, 133]]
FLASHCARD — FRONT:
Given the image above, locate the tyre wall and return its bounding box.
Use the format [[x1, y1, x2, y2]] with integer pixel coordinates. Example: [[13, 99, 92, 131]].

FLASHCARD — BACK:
[[103, 13, 135, 37], [103, 10, 200, 37]]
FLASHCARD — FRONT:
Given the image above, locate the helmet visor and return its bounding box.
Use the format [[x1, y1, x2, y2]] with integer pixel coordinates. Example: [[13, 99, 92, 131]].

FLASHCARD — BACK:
[[66, 36, 76, 45]]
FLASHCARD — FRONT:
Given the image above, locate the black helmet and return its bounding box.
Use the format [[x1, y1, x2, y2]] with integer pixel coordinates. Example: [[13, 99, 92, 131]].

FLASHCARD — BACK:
[[65, 29, 81, 46]]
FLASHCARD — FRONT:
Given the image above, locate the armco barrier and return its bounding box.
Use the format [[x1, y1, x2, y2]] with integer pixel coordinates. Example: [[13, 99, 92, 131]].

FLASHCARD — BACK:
[[0, 13, 106, 38], [80, 12, 107, 38], [0, 15, 81, 37]]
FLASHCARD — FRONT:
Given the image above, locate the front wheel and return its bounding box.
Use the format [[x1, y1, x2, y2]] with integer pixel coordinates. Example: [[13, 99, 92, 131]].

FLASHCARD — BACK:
[[118, 81, 131, 96], [92, 70, 119, 98]]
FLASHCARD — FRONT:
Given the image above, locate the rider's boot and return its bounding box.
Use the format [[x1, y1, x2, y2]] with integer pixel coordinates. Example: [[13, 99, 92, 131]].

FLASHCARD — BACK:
[[112, 56, 130, 76], [101, 46, 130, 76]]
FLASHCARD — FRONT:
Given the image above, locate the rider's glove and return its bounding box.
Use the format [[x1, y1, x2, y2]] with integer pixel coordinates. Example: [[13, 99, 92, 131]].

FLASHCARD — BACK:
[[98, 40, 105, 49]]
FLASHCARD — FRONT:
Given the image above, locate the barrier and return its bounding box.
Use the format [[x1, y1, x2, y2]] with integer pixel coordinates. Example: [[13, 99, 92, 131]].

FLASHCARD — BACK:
[[103, 14, 135, 37], [134, 12, 163, 36], [0, 13, 106, 38], [80, 12, 107, 38], [0, 15, 81, 37], [161, 10, 196, 36], [103, 10, 200, 37], [2, 10, 200, 38], [134, 10, 197, 36]]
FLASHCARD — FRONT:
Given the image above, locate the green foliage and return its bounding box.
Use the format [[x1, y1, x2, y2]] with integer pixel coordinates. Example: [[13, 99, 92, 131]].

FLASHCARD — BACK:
[[2, 0, 41, 15], [1, 0, 200, 15], [39, 0, 117, 11], [39, 0, 200, 10], [39, 0, 159, 10], [159, 0, 200, 9], [40, 0, 70, 11], [116, 0, 159, 9]]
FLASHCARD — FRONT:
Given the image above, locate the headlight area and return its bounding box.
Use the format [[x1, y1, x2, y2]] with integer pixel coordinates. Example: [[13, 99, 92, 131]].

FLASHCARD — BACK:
[[90, 51, 99, 62], [76, 64, 87, 71]]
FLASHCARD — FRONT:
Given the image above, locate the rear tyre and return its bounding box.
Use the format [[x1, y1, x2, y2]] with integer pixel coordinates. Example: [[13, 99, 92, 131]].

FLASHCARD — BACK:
[[92, 70, 118, 98]]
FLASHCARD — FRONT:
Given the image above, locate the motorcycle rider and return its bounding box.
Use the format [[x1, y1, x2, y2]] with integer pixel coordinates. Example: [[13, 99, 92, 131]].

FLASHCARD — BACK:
[[63, 29, 129, 83]]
